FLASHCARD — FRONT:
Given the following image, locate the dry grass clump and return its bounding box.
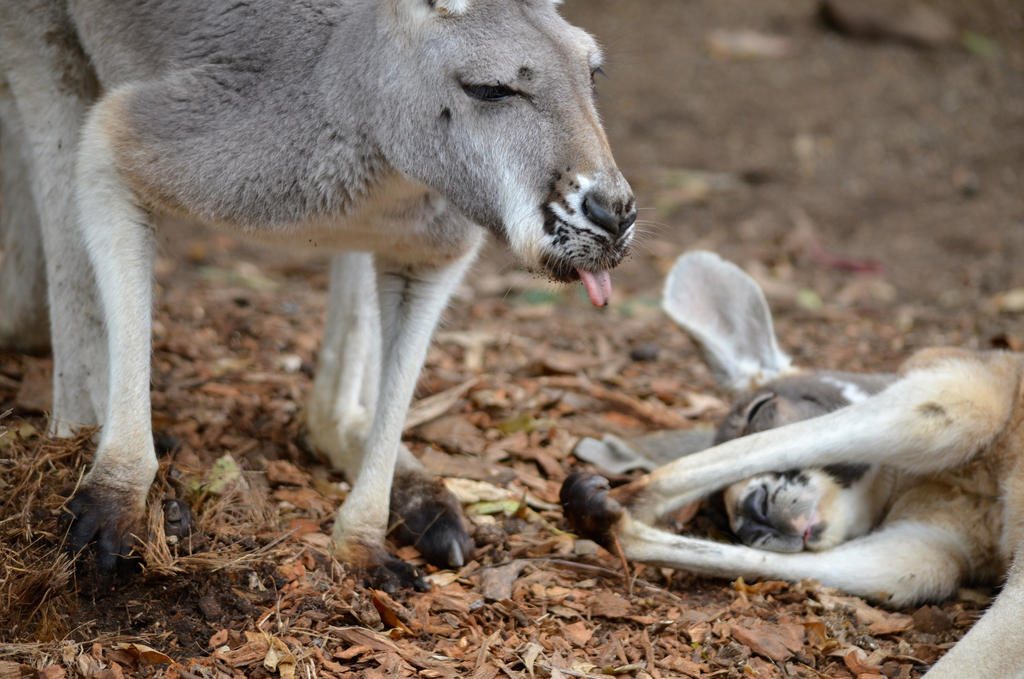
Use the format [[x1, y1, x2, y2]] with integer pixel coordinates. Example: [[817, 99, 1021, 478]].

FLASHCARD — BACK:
[[139, 462, 282, 578], [0, 416, 284, 648], [0, 424, 89, 643]]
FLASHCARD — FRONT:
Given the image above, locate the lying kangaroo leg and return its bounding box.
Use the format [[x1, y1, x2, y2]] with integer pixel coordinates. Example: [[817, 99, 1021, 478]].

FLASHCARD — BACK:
[[330, 237, 480, 590], [563, 476, 967, 607], [596, 352, 1017, 527], [308, 252, 472, 570]]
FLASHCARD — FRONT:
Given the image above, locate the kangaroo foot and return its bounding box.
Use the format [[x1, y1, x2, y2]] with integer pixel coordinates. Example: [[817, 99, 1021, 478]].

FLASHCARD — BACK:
[[389, 469, 474, 569], [63, 482, 145, 586], [334, 539, 430, 593], [560, 471, 625, 548]]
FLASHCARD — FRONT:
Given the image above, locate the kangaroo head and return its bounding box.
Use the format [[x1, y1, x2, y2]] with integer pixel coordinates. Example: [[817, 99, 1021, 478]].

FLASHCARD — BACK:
[[664, 251, 894, 552], [374, 0, 635, 305]]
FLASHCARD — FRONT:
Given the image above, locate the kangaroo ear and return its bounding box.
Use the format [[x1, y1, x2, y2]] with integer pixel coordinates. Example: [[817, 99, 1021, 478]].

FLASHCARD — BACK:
[[662, 251, 793, 392]]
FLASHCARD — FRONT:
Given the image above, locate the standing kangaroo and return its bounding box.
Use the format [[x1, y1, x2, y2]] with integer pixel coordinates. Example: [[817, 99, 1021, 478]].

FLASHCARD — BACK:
[[0, 0, 635, 589]]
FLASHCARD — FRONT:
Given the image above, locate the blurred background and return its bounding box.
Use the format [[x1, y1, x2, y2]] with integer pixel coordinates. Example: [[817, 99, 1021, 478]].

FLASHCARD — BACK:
[[556, 0, 1024, 312]]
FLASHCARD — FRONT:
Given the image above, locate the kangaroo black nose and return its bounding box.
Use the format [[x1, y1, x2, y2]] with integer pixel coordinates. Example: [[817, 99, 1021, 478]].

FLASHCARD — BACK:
[[582, 191, 636, 238]]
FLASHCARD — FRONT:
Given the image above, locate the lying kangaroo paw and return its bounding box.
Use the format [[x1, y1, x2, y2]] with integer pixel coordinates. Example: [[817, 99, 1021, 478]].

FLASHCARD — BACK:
[[63, 483, 145, 582], [560, 471, 625, 548], [388, 470, 474, 569]]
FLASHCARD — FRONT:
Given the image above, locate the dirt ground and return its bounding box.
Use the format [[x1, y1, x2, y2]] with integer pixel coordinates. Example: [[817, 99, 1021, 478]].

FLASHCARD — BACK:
[[2, 1, 1024, 677]]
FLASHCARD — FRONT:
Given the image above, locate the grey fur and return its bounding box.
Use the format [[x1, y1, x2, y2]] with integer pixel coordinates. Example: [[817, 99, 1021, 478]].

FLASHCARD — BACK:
[[66, 0, 632, 261]]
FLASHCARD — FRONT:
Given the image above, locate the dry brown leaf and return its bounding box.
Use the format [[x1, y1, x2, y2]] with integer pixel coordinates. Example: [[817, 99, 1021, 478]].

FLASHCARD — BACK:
[[110, 642, 172, 665], [75, 652, 102, 678], [331, 627, 436, 670], [480, 560, 528, 601], [589, 591, 632, 619], [14, 357, 52, 413], [422, 447, 517, 484], [216, 632, 271, 668], [266, 460, 308, 486], [209, 629, 230, 649], [677, 390, 729, 418], [0, 661, 35, 679], [706, 29, 795, 60], [405, 378, 478, 430], [372, 590, 415, 635], [264, 637, 296, 678], [521, 642, 544, 679], [418, 415, 486, 455], [333, 645, 374, 661], [38, 666, 67, 679], [536, 349, 600, 374], [843, 647, 881, 675], [563, 620, 594, 647], [272, 487, 332, 514], [818, 593, 913, 634], [731, 619, 804, 662], [802, 619, 829, 649], [733, 579, 790, 596]]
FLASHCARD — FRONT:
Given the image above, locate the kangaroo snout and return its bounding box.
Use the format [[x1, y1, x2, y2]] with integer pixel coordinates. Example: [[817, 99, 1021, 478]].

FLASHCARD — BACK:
[[538, 170, 635, 307], [582, 189, 636, 239]]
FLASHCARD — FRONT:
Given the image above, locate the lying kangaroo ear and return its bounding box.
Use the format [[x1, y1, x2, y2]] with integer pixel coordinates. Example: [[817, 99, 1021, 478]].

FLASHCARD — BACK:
[[662, 251, 793, 392]]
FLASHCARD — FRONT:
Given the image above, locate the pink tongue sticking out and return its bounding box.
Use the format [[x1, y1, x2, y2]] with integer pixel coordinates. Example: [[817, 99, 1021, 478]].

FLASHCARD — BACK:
[[576, 267, 613, 307]]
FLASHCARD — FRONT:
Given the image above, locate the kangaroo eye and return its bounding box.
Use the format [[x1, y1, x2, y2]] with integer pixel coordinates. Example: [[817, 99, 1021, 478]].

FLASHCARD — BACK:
[[462, 83, 517, 102]]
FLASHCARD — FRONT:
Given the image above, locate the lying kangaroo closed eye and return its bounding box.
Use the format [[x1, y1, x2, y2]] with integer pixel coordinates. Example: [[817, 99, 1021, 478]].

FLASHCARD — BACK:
[[564, 251, 1024, 678], [1, 0, 634, 590]]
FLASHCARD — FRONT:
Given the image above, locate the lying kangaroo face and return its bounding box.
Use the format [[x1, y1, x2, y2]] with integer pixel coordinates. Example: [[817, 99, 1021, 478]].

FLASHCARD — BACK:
[[716, 374, 889, 552], [722, 466, 881, 552], [378, 0, 635, 302]]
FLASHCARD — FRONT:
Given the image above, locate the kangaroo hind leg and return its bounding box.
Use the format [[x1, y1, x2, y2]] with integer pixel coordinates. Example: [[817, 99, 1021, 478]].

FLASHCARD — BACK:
[[307, 252, 474, 572]]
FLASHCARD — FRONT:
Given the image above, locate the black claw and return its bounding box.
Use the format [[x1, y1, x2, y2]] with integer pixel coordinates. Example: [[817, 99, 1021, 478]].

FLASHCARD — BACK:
[[364, 554, 430, 593], [162, 498, 194, 539], [389, 471, 474, 569], [65, 494, 101, 555], [560, 471, 625, 547]]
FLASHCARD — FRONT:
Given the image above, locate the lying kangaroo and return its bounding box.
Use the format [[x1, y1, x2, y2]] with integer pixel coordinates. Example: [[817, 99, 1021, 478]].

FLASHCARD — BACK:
[[0, 0, 635, 589], [563, 251, 1024, 678]]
